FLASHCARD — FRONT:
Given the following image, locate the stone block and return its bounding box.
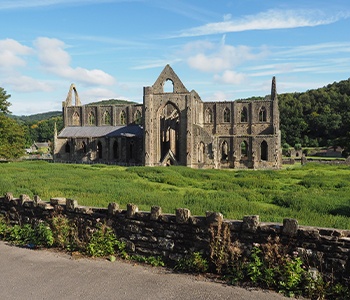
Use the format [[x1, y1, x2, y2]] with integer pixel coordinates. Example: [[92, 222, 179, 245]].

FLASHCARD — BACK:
[[33, 195, 42, 206], [283, 218, 298, 236], [127, 203, 138, 218], [50, 197, 66, 206], [206, 211, 223, 224], [4, 192, 13, 204], [20, 194, 31, 205], [66, 199, 78, 211], [176, 208, 191, 224], [108, 202, 119, 215], [150, 206, 162, 220], [242, 215, 259, 233]]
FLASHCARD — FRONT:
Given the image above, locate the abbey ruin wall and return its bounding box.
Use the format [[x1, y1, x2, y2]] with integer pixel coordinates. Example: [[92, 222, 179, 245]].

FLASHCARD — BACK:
[[1, 193, 349, 284]]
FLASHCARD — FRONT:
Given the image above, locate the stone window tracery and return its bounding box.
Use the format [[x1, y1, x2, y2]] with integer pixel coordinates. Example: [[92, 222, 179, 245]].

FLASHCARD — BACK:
[[103, 111, 111, 125], [134, 110, 142, 125], [72, 111, 80, 126], [205, 108, 213, 123], [120, 110, 126, 125], [88, 112, 95, 125], [259, 106, 267, 122]]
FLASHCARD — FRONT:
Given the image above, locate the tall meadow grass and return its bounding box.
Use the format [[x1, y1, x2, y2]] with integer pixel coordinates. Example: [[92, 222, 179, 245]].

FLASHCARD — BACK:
[[0, 161, 349, 229]]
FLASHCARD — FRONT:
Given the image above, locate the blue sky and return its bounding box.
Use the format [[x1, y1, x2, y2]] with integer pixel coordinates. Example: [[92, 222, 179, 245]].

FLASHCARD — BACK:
[[0, 0, 349, 115]]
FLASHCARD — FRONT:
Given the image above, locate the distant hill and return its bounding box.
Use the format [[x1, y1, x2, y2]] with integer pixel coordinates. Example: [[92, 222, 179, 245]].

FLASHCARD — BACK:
[[87, 99, 138, 106], [9, 111, 62, 124]]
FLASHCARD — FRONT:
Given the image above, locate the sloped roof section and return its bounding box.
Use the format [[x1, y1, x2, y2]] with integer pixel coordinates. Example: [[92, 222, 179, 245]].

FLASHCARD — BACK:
[[58, 125, 143, 138]]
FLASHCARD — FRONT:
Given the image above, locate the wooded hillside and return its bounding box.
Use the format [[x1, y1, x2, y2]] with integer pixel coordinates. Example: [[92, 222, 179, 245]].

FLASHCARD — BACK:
[[279, 78, 350, 153]]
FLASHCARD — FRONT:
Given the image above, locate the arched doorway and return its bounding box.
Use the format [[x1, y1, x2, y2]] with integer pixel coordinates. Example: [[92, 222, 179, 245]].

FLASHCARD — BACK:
[[159, 102, 180, 162], [97, 141, 102, 159], [261, 141, 268, 161]]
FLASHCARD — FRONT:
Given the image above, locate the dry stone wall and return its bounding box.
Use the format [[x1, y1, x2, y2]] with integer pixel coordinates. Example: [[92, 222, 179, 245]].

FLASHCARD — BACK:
[[1, 193, 349, 283]]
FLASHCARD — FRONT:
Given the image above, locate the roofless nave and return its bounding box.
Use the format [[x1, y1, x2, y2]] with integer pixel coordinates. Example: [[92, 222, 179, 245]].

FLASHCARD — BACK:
[[54, 65, 282, 169]]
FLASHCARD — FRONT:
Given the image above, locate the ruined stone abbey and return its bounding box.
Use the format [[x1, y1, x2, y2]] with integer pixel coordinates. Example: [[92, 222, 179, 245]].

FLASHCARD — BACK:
[[54, 65, 282, 169]]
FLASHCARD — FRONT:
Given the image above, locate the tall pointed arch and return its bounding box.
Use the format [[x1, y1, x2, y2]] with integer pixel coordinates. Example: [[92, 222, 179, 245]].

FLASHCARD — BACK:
[[65, 83, 81, 106], [159, 102, 180, 162]]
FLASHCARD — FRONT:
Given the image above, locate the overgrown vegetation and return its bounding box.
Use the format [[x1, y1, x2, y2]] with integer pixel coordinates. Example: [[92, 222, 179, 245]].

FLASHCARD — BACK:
[[1, 213, 349, 299], [1, 161, 350, 229], [206, 218, 350, 299]]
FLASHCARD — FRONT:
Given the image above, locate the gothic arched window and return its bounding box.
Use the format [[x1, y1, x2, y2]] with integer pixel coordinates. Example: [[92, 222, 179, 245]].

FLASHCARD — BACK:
[[88, 112, 95, 125], [120, 110, 126, 125], [241, 107, 248, 122], [221, 141, 228, 161], [259, 106, 267, 122], [134, 110, 142, 125], [205, 108, 213, 123], [223, 108, 230, 123], [103, 111, 111, 125], [241, 141, 248, 158], [72, 111, 80, 126]]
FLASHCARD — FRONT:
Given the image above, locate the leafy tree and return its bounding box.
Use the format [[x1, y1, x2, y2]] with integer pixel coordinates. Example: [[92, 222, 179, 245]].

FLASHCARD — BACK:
[[0, 114, 25, 159], [0, 87, 25, 159], [0, 87, 11, 114]]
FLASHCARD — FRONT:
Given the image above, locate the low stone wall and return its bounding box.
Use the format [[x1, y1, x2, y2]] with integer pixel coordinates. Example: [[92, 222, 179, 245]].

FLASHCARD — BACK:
[[1, 193, 349, 283]]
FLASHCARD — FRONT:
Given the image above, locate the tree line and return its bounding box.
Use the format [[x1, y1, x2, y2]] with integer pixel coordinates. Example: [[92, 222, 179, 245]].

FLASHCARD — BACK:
[[1, 78, 350, 159]]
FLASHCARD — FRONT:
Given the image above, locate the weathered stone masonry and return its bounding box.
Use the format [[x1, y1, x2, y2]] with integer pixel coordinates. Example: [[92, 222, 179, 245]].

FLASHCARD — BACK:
[[1, 193, 349, 284]]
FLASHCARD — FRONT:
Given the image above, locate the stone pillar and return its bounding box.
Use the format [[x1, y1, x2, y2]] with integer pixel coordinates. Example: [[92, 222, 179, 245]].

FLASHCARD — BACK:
[[242, 215, 259, 233], [150, 206, 162, 220], [127, 203, 138, 218], [282, 218, 299, 236], [176, 208, 191, 224], [66, 199, 78, 212], [108, 202, 119, 215]]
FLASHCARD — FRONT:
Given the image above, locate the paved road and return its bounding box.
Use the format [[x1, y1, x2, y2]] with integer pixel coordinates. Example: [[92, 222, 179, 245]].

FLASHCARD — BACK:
[[0, 241, 292, 300]]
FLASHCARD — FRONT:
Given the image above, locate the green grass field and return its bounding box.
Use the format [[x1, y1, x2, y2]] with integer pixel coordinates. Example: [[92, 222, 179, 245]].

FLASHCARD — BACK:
[[1, 161, 350, 229]]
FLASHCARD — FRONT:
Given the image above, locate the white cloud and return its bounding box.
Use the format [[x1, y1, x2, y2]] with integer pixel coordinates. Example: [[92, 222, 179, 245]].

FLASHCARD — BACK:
[[214, 70, 246, 85], [186, 41, 267, 73], [4, 75, 53, 93], [0, 39, 33, 70], [34, 37, 116, 86], [174, 9, 349, 37]]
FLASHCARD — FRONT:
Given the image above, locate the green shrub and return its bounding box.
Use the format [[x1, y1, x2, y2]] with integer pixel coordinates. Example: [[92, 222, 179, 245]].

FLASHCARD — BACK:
[[175, 252, 208, 273], [86, 224, 118, 257]]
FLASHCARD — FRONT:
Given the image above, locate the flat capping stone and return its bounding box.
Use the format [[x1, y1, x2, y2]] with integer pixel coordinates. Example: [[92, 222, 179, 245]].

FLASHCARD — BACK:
[[50, 197, 66, 206], [176, 208, 191, 224], [283, 218, 299, 236]]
